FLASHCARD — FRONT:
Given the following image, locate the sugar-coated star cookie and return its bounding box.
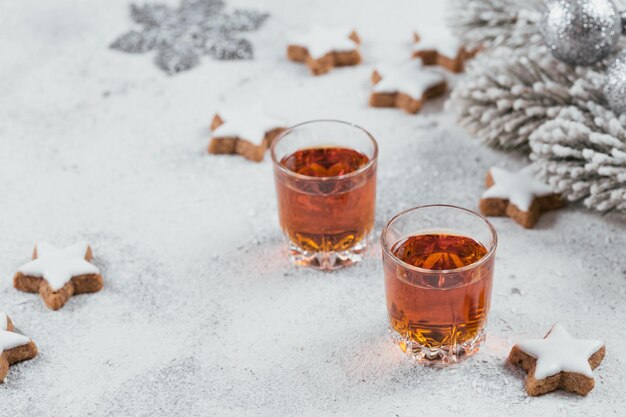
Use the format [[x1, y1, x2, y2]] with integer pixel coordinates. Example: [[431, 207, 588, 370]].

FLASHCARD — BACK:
[[14, 242, 104, 310], [369, 60, 447, 114], [287, 26, 361, 75], [412, 27, 478, 73], [509, 324, 605, 396], [208, 112, 286, 162], [0, 312, 38, 382], [479, 167, 564, 228]]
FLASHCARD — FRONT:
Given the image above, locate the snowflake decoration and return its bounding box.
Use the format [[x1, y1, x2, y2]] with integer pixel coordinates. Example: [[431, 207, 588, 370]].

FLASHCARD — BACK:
[[110, 0, 269, 75]]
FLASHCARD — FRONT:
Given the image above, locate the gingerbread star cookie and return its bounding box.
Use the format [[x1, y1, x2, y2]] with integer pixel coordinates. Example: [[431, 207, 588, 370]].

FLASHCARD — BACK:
[[287, 26, 361, 75], [412, 28, 478, 73], [369, 60, 447, 114], [1, 312, 38, 381], [509, 324, 605, 396], [208, 112, 286, 162], [479, 167, 564, 228], [14, 242, 104, 310]]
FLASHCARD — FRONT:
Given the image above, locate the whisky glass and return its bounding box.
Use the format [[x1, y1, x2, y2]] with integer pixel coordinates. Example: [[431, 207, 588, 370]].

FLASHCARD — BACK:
[[271, 120, 378, 270], [381, 204, 497, 364]]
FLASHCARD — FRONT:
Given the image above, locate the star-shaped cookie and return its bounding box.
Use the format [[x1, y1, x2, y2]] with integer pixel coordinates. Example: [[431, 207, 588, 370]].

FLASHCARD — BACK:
[[509, 324, 605, 396], [1, 312, 38, 381], [287, 26, 361, 75], [13, 242, 104, 310], [208, 112, 286, 162], [369, 60, 447, 114], [412, 27, 478, 73], [479, 167, 564, 228]]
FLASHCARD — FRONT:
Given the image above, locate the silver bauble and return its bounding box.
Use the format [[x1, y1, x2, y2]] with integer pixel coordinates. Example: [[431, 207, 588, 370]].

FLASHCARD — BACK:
[[540, 0, 622, 66], [605, 51, 626, 113]]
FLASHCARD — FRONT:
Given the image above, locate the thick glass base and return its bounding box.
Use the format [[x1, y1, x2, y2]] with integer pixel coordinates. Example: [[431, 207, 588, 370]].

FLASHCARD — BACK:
[[287, 236, 369, 270], [389, 326, 486, 365]]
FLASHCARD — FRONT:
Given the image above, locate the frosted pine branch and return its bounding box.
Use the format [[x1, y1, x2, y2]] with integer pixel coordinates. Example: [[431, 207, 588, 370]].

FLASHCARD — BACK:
[[530, 106, 626, 212], [447, 0, 544, 50], [449, 47, 606, 150], [446, 0, 626, 213]]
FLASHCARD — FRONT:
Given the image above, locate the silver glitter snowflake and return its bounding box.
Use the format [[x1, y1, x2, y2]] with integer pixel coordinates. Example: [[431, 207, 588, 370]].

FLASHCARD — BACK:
[[111, 0, 268, 75]]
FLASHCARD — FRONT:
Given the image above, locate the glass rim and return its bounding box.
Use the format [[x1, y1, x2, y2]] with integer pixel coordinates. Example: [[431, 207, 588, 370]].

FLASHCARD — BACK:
[[270, 119, 379, 182], [381, 204, 498, 275]]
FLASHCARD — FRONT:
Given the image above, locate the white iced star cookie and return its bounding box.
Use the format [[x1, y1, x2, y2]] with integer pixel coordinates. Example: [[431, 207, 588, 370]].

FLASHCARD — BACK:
[[208, 112, 286, 162], [509, 324, 605, 396], [0, 312, 38, 382], [479, 167, 564, 228], [412, 26, 478, 73], [14, 242, 104, 310], [369, 60, 447, 114], [287, 26, 361, 75]]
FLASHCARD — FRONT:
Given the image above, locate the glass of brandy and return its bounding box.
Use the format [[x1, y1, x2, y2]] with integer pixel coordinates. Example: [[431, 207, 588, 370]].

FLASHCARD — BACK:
[[271, 120, 378, 270], [381, 204, 497, 365]]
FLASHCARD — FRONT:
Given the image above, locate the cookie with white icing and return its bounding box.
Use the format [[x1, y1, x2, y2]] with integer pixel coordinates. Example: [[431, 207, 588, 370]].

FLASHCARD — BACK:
[[287, 26, 361, 75], [0, 312, 38, 381], [509, 324, 605, 396], [479, 167, 564, 228], [412, 27, 478, 73], [13, 242, 104, 310], [369, 60, 447, 114], [208, 112, 286, 162]]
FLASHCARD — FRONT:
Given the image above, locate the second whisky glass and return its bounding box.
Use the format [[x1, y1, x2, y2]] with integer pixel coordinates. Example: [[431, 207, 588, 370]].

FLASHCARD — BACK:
[[381, 204, 497, 364]]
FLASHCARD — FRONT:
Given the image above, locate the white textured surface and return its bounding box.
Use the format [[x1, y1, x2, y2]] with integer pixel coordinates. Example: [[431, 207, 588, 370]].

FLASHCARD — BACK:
[[0, 0, 624, 415]]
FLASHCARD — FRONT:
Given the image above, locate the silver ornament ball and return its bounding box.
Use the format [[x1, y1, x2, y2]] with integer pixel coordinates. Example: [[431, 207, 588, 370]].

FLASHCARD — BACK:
[[540, 0, 622, 66], [605, 51, 626, 114]]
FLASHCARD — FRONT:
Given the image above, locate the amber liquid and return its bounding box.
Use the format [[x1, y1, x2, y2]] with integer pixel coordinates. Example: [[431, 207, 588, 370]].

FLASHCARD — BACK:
[[275, 147, 376, 253], [384, 234, 494, 349]]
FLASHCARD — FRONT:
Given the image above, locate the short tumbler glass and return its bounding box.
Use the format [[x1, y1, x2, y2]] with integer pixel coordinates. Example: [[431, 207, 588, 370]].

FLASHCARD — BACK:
[[381, 204, 497, 364], [271, 120, 378, 270]]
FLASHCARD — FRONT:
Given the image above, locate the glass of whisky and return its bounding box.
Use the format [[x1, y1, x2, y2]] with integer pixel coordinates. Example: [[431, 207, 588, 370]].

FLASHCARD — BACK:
[[271, 120, 378, 270], [381, 204, 497, 364]]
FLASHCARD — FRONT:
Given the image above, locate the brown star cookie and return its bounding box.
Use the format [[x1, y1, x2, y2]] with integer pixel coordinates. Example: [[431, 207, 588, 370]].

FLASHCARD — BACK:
[[208, 113, 286, 162], [369, 60, 447, 114], [508, 324, 605, 396], [13, 242, 104, 310], [479, 167, 564, 228], [1, 312, 38, 382], [287, 27, 361, 75], [412, 29, 478, 73]]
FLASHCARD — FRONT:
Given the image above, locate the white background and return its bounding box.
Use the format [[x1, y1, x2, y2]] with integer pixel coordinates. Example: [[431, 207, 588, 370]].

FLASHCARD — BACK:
[[0, 0, 624, 415]]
